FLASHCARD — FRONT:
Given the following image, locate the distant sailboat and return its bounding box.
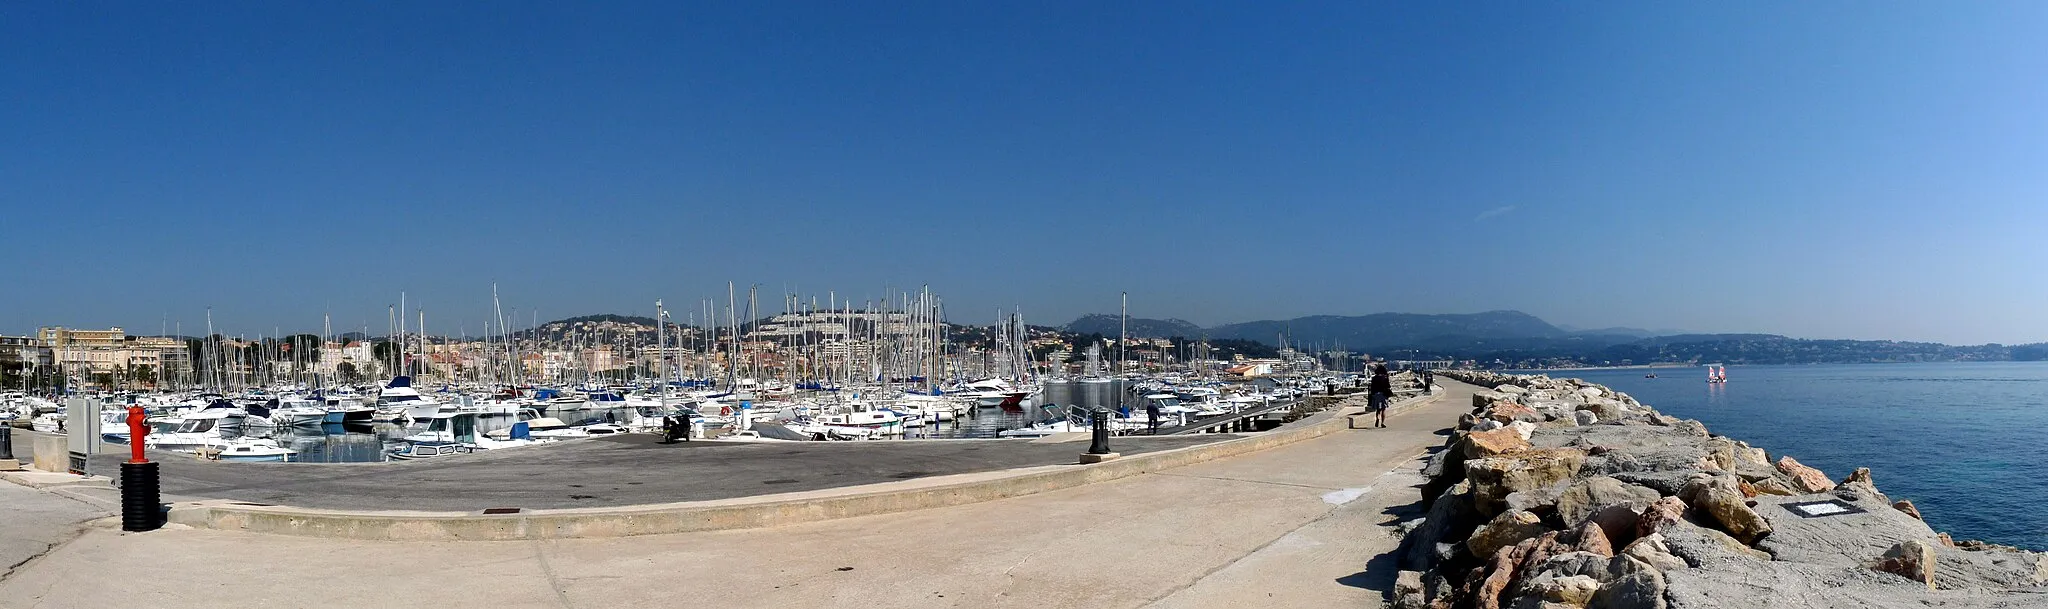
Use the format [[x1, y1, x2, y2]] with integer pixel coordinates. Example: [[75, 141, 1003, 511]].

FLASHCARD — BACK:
[[1706, 365, 1727, 384]]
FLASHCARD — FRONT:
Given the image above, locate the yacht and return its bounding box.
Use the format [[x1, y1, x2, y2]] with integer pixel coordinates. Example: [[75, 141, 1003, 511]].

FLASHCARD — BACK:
[[375, 376, 444, 422], [146, 405, 244, 452]]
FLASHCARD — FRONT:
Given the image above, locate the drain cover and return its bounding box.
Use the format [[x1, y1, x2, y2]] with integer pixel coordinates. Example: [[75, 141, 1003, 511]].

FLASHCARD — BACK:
[[481, 507, 522, 515], [1782, 499, 1865, 518]]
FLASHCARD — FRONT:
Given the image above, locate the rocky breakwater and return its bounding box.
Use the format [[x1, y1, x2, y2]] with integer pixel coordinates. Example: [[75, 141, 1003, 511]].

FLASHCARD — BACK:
[[1390, 370, 2048, 609]]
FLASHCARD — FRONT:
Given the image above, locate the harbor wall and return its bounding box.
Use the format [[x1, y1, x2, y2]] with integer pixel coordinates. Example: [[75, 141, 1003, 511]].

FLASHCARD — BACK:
[[1389, 370, 2047, 609]]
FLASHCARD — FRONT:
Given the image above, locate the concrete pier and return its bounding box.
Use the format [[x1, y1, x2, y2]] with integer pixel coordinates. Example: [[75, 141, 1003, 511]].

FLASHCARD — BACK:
[[0, 385, 1473, 608]]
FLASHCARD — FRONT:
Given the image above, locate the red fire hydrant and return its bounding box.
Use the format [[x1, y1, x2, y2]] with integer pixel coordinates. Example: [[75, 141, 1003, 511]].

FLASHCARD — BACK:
[[127, 405, 148, 464]]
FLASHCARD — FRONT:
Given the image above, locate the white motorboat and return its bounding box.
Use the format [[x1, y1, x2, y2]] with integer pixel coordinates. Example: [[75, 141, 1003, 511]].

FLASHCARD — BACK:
[[270, 397, 330, 427], [388, 411, 553, 459], [146, 405, 243, 452], [376, 376, 444, 422], [210, 438, 298, 462]]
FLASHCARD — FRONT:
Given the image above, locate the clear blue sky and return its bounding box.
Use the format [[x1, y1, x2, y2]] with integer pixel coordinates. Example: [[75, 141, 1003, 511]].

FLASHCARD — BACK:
[[6, 2, 2047, 344]]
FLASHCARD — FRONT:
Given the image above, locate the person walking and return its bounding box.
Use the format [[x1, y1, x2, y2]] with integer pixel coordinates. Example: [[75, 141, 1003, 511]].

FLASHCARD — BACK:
[[1369, 362, 1394, 428], [1421, 369, 1434, 394], [1145, 399, 1161, 435]]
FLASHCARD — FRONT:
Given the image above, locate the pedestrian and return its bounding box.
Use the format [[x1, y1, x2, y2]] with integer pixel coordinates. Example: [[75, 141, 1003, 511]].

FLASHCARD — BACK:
[[1422, 369, 1434, 394], [1369, 362, 1393, 428], [1145, 399, 1161, 434]]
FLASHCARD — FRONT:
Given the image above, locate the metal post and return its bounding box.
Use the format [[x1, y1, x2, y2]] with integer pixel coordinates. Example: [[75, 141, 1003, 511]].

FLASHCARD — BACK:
[[0, 426, 12, 461], [1086, 407, 1112, 455]]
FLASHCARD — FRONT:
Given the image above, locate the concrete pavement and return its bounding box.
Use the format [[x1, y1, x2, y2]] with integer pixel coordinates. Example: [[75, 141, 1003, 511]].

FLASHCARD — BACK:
[[0, 479, 111, 585], [95, 433, 1233, 511], [0, 383, 1475, 609]]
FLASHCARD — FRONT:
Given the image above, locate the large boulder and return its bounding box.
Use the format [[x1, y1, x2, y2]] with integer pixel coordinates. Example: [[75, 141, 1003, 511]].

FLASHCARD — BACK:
[[1487, 402, 1545, 424], [1573, 410, 1599, 426], [1592, 554, 1668, 609], [1622, 532, 1688, 573], [1469, 510, 1552, 560], [1465, 428, 1533, 459], [1556, 476, 1662, 528], [1404, 481, 1482, 570], [1467, 449, 1589, 516], [1575, 400, 1626, 422], [1775, 456, 1836, 493], [1393, 570, 1427, 609], [1872, 540, 1937, 590], [1528, 574, 1600, 606], [1691, 486, 1773, 545], [1506, 481, 1571, 516]]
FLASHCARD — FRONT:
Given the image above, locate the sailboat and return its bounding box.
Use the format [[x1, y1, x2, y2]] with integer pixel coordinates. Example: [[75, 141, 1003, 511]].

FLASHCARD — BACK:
[[1706, 365, 1727, 384]]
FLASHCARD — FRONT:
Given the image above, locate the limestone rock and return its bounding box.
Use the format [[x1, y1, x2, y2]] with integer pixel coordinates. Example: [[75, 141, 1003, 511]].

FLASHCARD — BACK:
[[1750, 492, 1938, 567], [1750, 478, 1797, 496], [1692, 486, 1772, 545], [1843, 467, 1872, 486], [1622, 532, 1688, 573], [1467, 449, 1588, 516], [1658, 520, 1772, 566], [1527, 551, 1615, 583], [1470, 510, 1552, 560], [1578, 386, 1606, 400], [1506, 481, 1571, 516], [1775, 456, 1836, 493], [1465, 428, 1533, 459], [1509, 421, 1538, 441], [1394, 570, 1427, 609], [1473, 419, 1505, 433], [1893, 499, 1922, 520], [1534, 574, 1599, 606], [1872, 540, 1937, 590], [1931, 544, 2048, 590], [1459, 413, 1480, 431], [1573, 410, 1598, 426], [1592, 555, 1668, 609], [1488, 402, 1545, 424], [1556, 476, 1661, 528], [1499, 384, 1530, 395]]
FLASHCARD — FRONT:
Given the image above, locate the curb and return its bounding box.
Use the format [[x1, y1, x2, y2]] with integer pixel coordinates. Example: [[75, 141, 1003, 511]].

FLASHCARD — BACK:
[[168, 392, 1448, 541]]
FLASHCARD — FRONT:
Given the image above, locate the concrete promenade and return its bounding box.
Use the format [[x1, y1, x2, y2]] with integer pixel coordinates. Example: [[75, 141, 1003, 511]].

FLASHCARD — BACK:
[[102, 433, 1231, 511], [0, 383, 1474, 609]]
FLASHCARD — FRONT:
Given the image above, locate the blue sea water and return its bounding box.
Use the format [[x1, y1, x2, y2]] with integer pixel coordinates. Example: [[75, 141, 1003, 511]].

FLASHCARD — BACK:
[[1535, 362, 2048, 551]]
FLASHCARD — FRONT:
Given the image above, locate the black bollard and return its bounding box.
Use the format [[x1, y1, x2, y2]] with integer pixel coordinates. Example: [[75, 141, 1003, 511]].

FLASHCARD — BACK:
[[1087, 408, 1112, 455], [0, 426, 12, 460], [120, 461, 162, 532]]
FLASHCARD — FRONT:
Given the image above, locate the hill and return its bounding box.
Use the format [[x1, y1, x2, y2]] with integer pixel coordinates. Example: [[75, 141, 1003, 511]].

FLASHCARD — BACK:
[[1063, 314, 1203, 338], [1209, 311, 1565, 350]]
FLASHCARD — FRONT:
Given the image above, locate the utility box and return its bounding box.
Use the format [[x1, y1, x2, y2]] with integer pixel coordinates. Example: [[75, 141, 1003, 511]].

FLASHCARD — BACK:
[[65, 398, 104, 475]]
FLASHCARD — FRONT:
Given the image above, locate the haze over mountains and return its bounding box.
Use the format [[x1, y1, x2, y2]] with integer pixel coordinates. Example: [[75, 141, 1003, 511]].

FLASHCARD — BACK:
[[1064, 310, 1626, 350], [1060, 311, 2048, 366]]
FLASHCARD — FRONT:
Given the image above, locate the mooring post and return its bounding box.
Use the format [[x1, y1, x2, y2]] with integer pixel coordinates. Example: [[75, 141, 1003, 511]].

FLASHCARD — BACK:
[[1079, 407, 1120, 463]]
